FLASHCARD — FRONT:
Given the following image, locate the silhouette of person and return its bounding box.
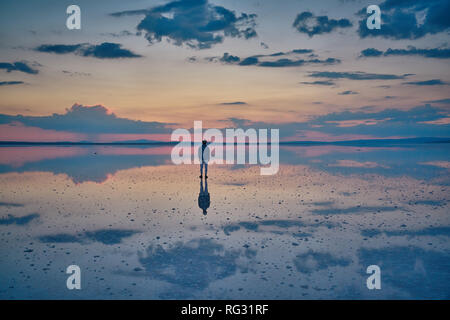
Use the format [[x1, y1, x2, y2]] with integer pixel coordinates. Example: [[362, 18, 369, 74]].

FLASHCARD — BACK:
[[198, 178, 210, 215], [198, 140, 210, 178]]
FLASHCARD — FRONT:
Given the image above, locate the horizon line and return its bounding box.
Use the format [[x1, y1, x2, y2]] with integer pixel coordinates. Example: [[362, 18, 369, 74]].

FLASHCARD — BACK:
[[0, 137, 449, 146]]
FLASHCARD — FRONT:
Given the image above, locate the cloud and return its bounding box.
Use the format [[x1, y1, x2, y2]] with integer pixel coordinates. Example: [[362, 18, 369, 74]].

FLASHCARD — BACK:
[[219, 101, 247, 105], [35, 42, 142, 59], [239, 56, 259, 66], [403, 79, 448, 86], [0, 103, 172, 134], [62, 70, 91, 77], [0, 61, 39, 74], [293, 11, 352, 37], [357, 0, 450, 40], [0, 81, 24, 86], [258, 57, 339, 68], [220, 52, 240, 63], [196, 49, 340, 68], [359, 48, 383, 57], [102, 30, 136, 38], [300, 80, 335, 86], [226, 104, 450, 139], [338, 90, 358, 95], [308, 71, 410, 80], [111, 0, 257, 49], [360, 46, 450, 59]]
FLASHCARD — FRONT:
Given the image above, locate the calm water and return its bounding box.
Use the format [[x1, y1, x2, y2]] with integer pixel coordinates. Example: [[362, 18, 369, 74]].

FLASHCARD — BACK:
[[0, 144, 449, 299]]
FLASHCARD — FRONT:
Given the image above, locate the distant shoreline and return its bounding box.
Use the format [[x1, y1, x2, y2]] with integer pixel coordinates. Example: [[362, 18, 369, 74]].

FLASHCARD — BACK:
[[0, 137, 449, 146]]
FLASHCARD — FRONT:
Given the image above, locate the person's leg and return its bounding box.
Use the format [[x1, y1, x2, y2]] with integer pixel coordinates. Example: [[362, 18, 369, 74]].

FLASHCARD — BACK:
[[205, 163, 208, 178], [200, 163, 203, 177]]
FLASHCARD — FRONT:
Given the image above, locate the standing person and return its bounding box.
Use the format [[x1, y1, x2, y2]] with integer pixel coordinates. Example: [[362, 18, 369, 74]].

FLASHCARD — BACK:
[[198, 140, 210, 178]]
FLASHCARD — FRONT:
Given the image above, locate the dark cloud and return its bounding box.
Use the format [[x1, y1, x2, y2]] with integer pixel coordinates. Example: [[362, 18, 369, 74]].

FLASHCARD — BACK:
[[219, 101, 247, 105], [102, 30, 136, 38], [359, 48, 383, 57], [258, 57, 340, 68], [403, 79, 448, 86], [0, 213, 39, 226], [199, 49, 339, 68], [0, 103, 172, 134], [338, 90, 358, 95], [308, 71, 410, 80], [226, 104, 450, 139], [293, 11, 352, 37], [62, 70, 91, 77], [357, 0, 450, 40], [111, 0, 257, 49], [220, 52, 240, 64], [35, 42, 142, 59], [0, 81, 24, 86], [239, 56, 259, 66], [300, 80, 335, 86], [38, 229, 140, 245], [360, 46, 450, 59], [0, 61, 39, 74]]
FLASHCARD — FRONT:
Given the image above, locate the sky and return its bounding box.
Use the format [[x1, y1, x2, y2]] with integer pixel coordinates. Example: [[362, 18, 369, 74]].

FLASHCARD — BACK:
[[0, 0, 449, 142]]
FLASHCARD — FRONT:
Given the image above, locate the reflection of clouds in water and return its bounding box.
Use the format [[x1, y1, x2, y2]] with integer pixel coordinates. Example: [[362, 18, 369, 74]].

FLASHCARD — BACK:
[[311, 205, 400, 215], [420, 161, 450, 169], [0, 144, 448, 299], [0, 202, 24, 207], [293, 250, 351, 274], [328, 160, 389, 168], [0, 147, 168, 183], [0, 213, 39, 226], [358, 246, 450, 299], [222, 219, 336, 236], [406, 199, 447, 206], [0, 145, 448, 183], [137, 238, 256, 292], [361, 226, 450, 238], [280, 145, 450, 182], [38, 229, 140, 245]]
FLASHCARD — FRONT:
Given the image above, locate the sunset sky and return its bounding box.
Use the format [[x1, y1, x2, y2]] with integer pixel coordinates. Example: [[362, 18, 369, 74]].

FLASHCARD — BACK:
[[0, 0, 449, 142]]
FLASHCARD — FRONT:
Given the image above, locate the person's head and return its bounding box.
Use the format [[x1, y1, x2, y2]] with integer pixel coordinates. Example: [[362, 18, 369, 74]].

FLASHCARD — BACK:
[[202, 140, 207, 145]]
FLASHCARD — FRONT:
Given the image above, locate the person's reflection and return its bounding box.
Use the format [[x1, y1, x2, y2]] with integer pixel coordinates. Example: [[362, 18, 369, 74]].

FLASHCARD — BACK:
[[198, 178, 210, 215]]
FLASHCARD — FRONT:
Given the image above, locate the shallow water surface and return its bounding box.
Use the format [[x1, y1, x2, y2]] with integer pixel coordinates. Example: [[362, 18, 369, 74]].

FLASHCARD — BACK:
[[0, 144, 449, 299]]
